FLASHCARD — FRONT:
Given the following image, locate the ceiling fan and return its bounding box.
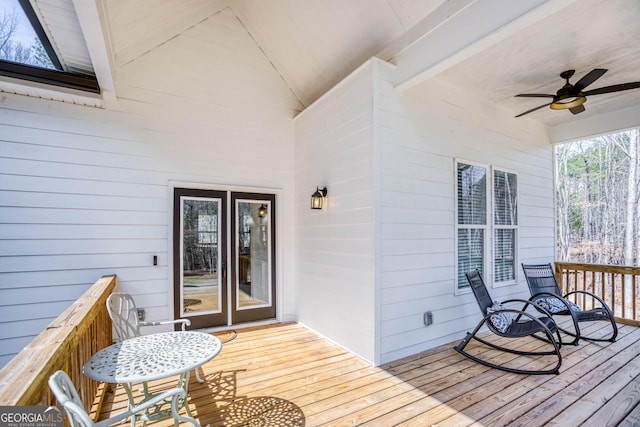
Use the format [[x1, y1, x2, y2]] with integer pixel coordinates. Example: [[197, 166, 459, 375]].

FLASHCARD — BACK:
[[515, 68, 640, 117]]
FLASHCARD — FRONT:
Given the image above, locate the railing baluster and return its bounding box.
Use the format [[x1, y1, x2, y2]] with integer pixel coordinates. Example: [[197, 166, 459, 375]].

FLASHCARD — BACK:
[[611, 272, 616, 318], [621, 272, 624, 318], [633, 274, 637, 321], [581, 270, 586, 309], [591, 270, 596, 310], [631, 276, 639, 320]]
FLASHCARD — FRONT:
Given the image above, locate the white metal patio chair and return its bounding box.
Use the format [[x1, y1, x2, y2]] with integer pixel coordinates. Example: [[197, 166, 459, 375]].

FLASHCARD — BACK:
[[106, 293, 204, 384], [48, 370, 200, 427], [106, 292, 191, 340]]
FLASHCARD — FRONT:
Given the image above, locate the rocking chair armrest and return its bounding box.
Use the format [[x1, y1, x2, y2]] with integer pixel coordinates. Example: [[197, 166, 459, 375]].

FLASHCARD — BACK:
[[501, 298, 531, 305], [529, 292, 561, 301], [95, 388, 199, 427], [564, 290, 614, 315], [483, 307, 559, 336], [527, 293, 586, 320], [500, 299, 554, 319], [527, 293, 577, 314], [140, 318, 191, 331]]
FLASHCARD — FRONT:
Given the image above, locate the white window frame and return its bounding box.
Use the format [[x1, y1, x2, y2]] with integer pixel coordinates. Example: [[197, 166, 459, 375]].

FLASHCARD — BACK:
[[492, 166, 519, 287], [454, 159, 519, 294], [454, 159, 490, 295]]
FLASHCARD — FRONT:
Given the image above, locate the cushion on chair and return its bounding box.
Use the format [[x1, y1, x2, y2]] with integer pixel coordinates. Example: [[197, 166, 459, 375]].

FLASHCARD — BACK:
[[536, 297, 580, 314], [486, 301, 513, 333]]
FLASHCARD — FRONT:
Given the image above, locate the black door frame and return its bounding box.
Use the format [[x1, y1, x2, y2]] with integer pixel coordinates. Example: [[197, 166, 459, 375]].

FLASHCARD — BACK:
[[230, 192, 277, 324], [173, 188, 228, 329], [173, 188, 277, 328]]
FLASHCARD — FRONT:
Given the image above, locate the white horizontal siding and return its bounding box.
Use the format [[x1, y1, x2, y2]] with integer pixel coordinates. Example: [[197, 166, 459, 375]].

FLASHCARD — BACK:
[[375, 76, 554, 363], [0, 7, 298, 367], [294, 60, 376, 364], [35, 0, 94, 73]]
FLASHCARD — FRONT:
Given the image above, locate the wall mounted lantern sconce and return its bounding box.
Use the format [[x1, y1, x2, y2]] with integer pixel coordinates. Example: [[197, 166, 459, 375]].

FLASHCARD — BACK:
[[258, 204, 267, 218], [310, 186, 327, 209]]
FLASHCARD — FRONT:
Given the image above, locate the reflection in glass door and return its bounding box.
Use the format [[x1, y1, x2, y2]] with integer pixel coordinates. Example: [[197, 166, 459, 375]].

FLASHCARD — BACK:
[[173, 188, 227, 329], [232, 193, 276, 324]]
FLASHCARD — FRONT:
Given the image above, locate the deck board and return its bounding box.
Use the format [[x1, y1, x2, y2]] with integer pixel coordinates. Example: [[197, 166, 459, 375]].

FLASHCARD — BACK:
[[96, 321, 640, 426]]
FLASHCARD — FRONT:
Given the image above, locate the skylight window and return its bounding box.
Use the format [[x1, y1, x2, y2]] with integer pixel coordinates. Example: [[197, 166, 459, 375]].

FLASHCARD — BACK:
[[0, 0, 100, 93], [0, 0, 57, 70]]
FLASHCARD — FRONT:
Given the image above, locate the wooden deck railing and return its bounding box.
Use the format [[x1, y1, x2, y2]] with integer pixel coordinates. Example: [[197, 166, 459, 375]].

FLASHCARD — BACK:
[[555, 262, 640, 326], [0, 275, 116, 412]]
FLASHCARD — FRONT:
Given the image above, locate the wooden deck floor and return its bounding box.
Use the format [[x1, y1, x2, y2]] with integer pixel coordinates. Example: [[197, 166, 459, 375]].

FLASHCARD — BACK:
[[97, 321, 640, 426]]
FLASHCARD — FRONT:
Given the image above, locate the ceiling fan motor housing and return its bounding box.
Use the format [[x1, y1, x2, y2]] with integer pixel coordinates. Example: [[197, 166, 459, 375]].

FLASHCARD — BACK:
[[550, 84, 586, 110]]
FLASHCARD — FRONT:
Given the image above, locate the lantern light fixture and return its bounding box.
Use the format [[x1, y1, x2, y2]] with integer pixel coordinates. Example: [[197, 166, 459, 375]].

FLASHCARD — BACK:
[[310, 186, 327, 210]]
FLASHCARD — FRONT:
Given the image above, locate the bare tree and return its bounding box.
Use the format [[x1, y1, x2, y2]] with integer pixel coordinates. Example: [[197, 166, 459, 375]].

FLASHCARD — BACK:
[[619, 129, 638, 267], [0, 6, 53, 69], [556, 128, 639, 267], [0, 7, 20, 57], [555, 144, 571, 260]]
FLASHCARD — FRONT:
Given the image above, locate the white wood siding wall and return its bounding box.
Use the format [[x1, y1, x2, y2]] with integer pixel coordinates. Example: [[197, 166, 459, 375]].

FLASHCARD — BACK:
[[376, 76, 555, 364], [294, 61, 377, 364], [0, 8, 299, 368], [292, 56, 555, 366]]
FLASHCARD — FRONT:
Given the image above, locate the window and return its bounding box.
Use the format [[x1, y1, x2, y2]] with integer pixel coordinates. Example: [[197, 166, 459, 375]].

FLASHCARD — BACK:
[[455, 160, 518, 291], [0, 0, 99, 93], [197, 213, 218, 246], [456, 161, 488, 290], [493, 169, 517, 284]]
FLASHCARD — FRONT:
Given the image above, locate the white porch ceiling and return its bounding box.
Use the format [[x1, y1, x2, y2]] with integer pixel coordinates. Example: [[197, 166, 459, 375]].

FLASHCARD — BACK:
[[435, 0, 640, 128], [14, 0, 640, 132], [102, 0, 447, 108]]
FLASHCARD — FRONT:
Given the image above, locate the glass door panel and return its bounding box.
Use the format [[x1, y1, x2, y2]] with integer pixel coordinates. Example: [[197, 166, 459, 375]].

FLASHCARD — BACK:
[[232, 193, 276, 323], [181, 197, 221, 315], [236, 200, 271, 308], [173, 188, 227, 329]]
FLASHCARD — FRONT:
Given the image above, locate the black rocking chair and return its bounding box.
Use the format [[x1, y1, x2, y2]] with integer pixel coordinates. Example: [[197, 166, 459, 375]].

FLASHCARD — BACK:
[[454, 270, 562, 375], [521, 263, 618, 345]]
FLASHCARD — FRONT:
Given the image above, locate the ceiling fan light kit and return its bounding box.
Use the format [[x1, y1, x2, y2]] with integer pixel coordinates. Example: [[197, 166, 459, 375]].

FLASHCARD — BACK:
[[549, 95, 586, 110], [514, 68, 640, 117]]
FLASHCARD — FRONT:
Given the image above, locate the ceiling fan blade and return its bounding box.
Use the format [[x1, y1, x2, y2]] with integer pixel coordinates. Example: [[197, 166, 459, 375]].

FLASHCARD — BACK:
[[569, 104, 585, 115], [583, 82, 640, 96], [515, 102, 552, 117], [515, 94, 555, 98], [572, 68, 607, 93]]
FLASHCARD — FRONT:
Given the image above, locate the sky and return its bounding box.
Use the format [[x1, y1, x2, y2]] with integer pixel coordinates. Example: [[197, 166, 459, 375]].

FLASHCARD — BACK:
[[1, 0, 39, 47]]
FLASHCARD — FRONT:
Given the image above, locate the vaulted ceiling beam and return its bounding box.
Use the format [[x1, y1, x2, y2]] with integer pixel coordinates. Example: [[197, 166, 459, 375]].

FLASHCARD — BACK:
[[112, 0, 232, 68], [392, 0, 580, 91], [71, 0, 115, 95]]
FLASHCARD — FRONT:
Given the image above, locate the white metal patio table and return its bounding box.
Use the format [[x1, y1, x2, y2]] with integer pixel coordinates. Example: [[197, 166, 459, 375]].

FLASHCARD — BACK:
[[83, 331, 221, 426]]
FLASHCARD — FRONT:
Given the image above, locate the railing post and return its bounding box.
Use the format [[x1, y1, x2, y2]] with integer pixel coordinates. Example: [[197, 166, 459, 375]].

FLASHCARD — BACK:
[[554, 263, 564, 294]]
